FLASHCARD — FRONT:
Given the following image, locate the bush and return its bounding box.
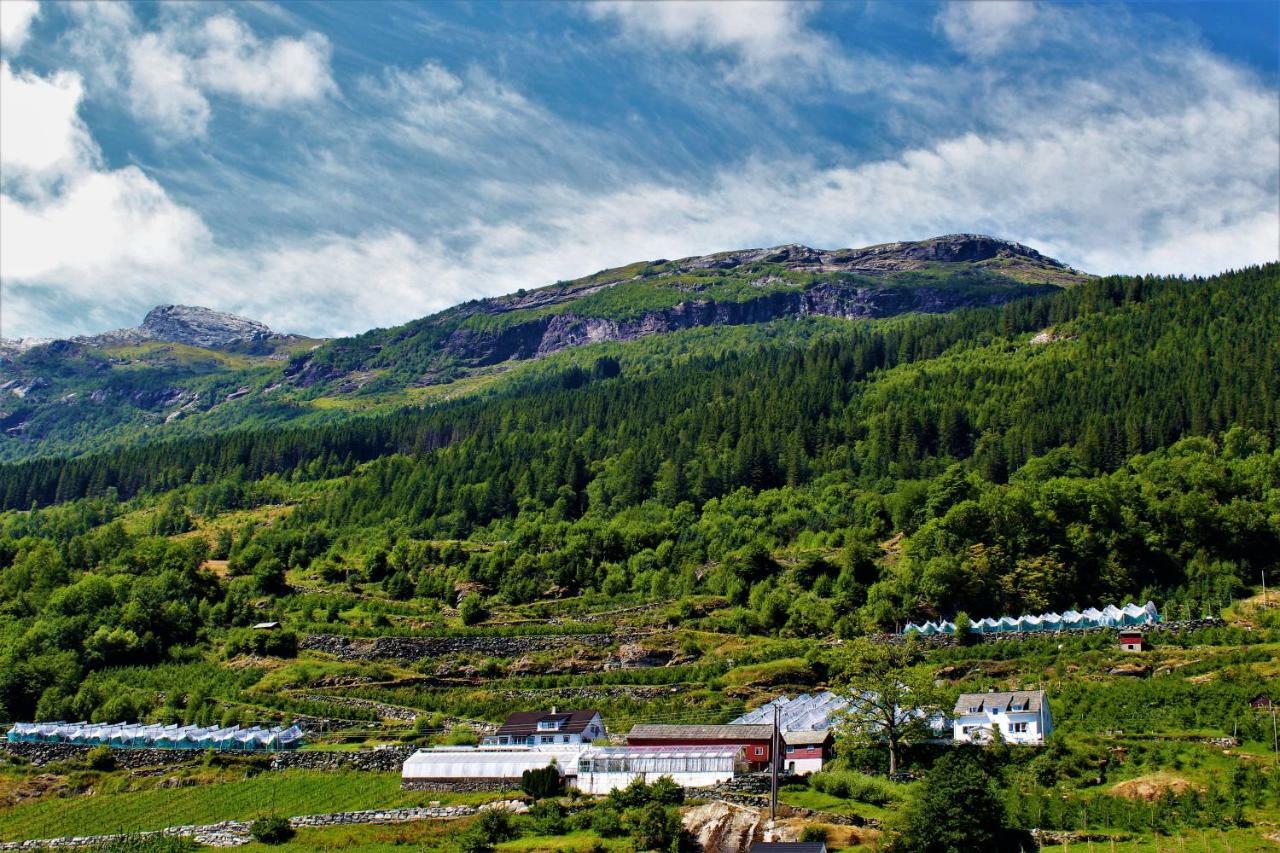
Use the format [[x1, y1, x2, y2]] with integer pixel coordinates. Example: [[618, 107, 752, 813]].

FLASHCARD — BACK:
[[470, 809, 517, 843], [811, 770, 901, 806], [248, 816, 294, 844], [591, 805, 625, 837], [459, 593, 487, 626], [86, 745, 117, 772], [529, 799, 566, 835], [521, 764, 563, 799], [801, 825, 830, 843], [224, 628, 298, 659]]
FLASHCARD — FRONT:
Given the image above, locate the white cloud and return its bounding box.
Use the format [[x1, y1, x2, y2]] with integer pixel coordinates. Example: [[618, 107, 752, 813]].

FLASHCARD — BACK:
[[0, 0, 39, 53], [0, 60, 94, 181], [192, 14, 334, 108], [587, 0, 857, 88], [937, 1, 1041, 58], [127, 32, 211, 137], [0, 61, 209, 304], [62, 6, 334, 137]]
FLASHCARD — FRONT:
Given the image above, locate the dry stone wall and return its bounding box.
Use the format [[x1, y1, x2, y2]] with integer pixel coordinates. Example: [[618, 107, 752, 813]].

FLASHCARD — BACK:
[[301, 632, 645, 662], [3, 743, 205, 769]]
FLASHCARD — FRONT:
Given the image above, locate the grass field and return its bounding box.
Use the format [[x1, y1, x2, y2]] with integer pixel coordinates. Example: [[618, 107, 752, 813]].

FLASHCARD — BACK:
[[0, 771, 510, 842]]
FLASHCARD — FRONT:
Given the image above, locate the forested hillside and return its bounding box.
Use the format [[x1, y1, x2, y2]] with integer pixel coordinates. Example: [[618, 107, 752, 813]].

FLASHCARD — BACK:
[[0, 264, 1275, 723], [0, 235, 1079, 463]]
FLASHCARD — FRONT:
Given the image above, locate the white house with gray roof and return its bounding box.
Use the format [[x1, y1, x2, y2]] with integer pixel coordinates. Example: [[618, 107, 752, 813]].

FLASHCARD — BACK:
[[952, 690, 1052, 745]]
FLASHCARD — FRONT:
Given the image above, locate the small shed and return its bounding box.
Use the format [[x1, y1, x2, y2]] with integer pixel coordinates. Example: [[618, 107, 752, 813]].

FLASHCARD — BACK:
[[1118, 630, 1144, 652], [252, 621, 281, 631]]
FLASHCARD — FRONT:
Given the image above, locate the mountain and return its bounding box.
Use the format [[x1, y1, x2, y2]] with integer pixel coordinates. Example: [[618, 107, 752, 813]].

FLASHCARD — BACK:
[[0, 234, 1085, 462], [289, 234, 1086, 391]]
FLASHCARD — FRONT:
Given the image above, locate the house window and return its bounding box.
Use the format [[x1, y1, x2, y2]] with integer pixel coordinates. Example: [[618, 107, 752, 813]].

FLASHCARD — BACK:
[[786, 745, 795, 753], [562, 735, 570, 743], [1009, 722, 1028, 734], [540, 735, 554, 744], [969, 705, 982, 713], [754, 746, 765, 756], [962, 726, 975, 735], [538, 720, 562, 731], [498, 736, 508, 745]]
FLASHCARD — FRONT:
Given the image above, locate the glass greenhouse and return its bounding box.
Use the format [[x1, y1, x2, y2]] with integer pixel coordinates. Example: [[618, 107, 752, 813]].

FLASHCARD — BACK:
[[6, 721, 304, 752], [903, 601, 1160, 636]]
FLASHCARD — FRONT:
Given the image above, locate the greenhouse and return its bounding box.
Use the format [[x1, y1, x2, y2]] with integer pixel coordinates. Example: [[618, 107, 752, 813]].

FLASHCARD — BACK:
[[402, 745, 584, 782], [6, 721, 305, 752], [730, 691, 848, 731], [575, 746, 744, 794], [903, 601, 1160, 636]]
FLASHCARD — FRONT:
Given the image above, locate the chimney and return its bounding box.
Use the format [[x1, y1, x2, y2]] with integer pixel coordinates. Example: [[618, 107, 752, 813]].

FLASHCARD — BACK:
[[551, 706, 557, 715]]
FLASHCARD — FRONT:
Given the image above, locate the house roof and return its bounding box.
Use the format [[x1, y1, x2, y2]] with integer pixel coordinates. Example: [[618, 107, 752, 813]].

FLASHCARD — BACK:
[[954, 690, 1046, 715], [496, 709, 599, 737], [628, 724, 774, 741], [782, 729, 832, 746]]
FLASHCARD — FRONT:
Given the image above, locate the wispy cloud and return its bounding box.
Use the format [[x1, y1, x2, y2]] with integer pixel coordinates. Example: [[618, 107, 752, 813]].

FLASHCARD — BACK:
[[936, 1, 1042, 58], [0, 0, 40, 53], [0, 1, 1276, 340]]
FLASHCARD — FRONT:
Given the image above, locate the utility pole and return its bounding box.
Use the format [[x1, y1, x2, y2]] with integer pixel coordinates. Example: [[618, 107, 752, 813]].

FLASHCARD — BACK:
[[1271, 700, 1277, 768], [1263, 569, 1269, 610], [770, 704, 779, 821]]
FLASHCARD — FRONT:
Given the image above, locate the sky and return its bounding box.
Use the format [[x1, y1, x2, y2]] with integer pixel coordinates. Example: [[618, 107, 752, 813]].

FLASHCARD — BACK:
[[0, 0, 1277, 340]]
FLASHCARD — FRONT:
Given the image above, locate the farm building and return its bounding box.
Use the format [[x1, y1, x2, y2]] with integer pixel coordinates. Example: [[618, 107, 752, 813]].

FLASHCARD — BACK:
[[6, 722, 304, 751], [730, 692, 847, 774], [575, 745, 745, 794], [1119, 630, 1144, 652], [781, 729, 832, 775], [482, 708, 605, 747], [402, 745, 583, 786], [905, 601, 1160, 636], [626, 724, 775, 771], [952, 690, 1052, 745]]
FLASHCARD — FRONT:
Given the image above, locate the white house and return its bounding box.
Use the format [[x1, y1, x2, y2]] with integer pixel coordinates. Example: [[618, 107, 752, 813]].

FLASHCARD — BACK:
[[482, 708, 605, 747], [952, 690, 1052, 745]]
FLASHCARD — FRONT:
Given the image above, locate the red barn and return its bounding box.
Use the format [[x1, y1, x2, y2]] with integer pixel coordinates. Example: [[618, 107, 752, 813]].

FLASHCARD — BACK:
[[626, 724, 775, 771]]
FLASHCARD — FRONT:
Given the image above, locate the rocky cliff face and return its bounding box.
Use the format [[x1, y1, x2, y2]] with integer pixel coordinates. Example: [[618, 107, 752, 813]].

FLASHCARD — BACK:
[[71, 305, 278, 351], [437, 278, 1059, 367], [137, 305, 274, 349]]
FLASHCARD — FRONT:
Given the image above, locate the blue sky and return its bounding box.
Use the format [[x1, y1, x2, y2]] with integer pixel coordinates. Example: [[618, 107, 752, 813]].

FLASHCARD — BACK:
[[1, 1, 1277, 340]]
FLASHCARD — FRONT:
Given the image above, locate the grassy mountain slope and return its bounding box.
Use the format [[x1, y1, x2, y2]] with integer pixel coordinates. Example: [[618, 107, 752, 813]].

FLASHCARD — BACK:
[[0, 235, 1082, 463]]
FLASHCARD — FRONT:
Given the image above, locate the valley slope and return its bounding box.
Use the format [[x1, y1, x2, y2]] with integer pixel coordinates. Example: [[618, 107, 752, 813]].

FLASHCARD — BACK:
[[0, 234, 1083, 462]]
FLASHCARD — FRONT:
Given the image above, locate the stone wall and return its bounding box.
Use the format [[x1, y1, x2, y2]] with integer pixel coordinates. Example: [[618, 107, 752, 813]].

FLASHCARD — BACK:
[[270, 745, 414, 772], [3, 742, 205, 770], [401, 778, 520, 793], [301, 632, 645, 662], [0, 801, 527, 850]]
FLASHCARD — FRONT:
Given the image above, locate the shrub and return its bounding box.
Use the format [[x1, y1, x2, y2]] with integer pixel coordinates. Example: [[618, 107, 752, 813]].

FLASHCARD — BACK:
[[591, 805, 624, 837], [801, 825, 830, 843], [529, 800, 566, 835], [811, 770, 901, 806], [248, 816, 294, 844], [471, 809, 517, 843], [86, 745, 116, 772], [521, 764, 563, 799], [459, 593, 487, 626]]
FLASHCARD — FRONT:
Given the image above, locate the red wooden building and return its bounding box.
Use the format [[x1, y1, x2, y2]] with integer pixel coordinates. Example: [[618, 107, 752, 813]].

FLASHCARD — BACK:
[[626, 724, 775, 771]]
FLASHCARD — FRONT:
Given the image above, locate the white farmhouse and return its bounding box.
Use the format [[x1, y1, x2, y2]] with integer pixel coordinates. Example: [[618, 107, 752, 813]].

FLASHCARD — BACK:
[[952, 690, 1052, 745]]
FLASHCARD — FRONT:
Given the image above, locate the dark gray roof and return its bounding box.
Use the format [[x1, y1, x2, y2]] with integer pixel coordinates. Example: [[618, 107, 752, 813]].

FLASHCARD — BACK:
[[954, 690, 1046, 714], [628, 724, 774, 741], [497, 709, 599, 737]]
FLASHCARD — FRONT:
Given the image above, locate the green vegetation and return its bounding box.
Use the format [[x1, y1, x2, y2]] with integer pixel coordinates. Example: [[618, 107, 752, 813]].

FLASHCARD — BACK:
[[0, 263, 1276, 849]]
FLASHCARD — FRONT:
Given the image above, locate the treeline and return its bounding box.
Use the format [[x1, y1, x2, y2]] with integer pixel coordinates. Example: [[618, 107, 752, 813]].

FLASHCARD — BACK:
[[4, 266, 1275, 516]]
